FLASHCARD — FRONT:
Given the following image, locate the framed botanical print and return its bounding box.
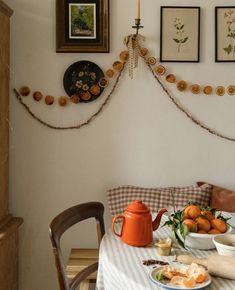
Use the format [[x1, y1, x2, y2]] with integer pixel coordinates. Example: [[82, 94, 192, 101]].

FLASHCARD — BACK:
[[160, 6, 200, 62], [215, 6, 235, 62], [56, 0, 109, 53]]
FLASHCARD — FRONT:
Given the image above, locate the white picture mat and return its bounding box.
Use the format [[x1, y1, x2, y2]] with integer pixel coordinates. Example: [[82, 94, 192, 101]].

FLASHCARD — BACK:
[[161, 7, 199, 61], [69, 3, 96, 39], [216, 7, 235, 61]]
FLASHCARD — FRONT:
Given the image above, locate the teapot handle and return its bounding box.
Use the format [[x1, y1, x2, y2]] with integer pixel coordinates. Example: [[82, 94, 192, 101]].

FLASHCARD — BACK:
[[112, 215, 125, 237]]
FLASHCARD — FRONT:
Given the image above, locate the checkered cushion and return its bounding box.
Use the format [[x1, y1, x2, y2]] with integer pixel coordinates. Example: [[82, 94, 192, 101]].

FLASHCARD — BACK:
[[107, 184, 212, 216]]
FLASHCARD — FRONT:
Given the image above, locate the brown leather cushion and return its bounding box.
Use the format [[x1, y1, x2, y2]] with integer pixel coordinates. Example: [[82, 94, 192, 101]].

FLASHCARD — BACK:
[[197, 181, 235, 212]]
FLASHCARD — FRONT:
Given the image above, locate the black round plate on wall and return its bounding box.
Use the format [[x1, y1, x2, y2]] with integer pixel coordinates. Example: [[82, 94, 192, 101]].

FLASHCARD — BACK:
[[63, 60, 105, 103]]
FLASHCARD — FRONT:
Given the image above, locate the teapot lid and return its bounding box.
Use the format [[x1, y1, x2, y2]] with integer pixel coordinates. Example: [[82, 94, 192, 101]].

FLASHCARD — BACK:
[[126, 200, 150, 213]]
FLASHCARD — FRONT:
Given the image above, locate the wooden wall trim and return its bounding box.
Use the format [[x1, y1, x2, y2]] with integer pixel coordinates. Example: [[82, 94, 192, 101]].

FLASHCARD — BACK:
[[0, 0, 13, 17], [0, 217, 23, 241]]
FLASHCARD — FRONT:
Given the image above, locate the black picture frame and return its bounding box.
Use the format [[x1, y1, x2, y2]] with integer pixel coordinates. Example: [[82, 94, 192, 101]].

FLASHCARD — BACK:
[[215, 6, 235, 62], [56, 0, 109, 53], [160, 6, 200, 62]]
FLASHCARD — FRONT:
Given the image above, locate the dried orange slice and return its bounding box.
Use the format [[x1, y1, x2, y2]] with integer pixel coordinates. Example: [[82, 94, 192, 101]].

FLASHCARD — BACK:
[[177, 80, 187, 91], [119, 51, 129, 62], [227, 85, 235, 95], [106, 69, 115, 78], [45, 95, 54, 105], [58, 96, 68, 106], [203, 85, 213, 95], [190, 84, 200, 94], [139, 47, 148, 56], [166, 74, 176, 83], [147, 57, 157, 65], [113, 61, 124, 71], [216, 86, 225, 96], [154, 65, 166, 75]]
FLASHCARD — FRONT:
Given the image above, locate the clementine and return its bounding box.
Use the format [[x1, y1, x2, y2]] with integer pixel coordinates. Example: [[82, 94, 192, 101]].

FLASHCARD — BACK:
[[184, 205, 201, 219], [183, 219, 197, 232], [195, 274, 206, 283], [210, 218, 227, 233], [208, 228, 221, 234], [201, 210, 214, 221], [197, 229, 207, 234], [183, 277, 196, 288], [195, 216, 211, 232]]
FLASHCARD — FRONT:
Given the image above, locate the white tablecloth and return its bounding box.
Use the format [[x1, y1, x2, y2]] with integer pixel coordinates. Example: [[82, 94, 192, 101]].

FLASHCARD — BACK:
[[96, 212, 235, 290]]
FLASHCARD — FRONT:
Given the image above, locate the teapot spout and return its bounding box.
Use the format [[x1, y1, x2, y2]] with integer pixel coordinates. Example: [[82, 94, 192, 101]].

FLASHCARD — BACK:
[[152, 208, 168, 231]]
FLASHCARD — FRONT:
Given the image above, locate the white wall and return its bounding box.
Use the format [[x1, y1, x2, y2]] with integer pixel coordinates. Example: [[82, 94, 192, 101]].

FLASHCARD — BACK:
[[5, 0, 235, 289]]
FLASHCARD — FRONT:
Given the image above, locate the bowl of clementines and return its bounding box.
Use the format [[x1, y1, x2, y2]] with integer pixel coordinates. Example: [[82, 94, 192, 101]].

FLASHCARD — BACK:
[[164, 203, 234, 250]]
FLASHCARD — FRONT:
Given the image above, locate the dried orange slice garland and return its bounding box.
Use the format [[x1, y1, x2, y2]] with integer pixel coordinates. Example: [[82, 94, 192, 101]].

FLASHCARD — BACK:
[[14, 35, 235, 141]]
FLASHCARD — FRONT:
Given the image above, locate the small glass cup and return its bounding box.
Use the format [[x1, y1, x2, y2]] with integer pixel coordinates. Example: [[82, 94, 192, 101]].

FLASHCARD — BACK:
[[155, 238, 172, 256]]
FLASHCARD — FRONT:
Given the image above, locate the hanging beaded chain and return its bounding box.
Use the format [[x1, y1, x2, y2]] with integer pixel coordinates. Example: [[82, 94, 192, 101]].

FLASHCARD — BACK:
[[123, 34, 145, 79]]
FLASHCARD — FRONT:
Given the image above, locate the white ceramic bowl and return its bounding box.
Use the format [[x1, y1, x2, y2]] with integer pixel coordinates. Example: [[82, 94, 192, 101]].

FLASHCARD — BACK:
[[213, 234, 235, 256], [177, 226, 234, 250]]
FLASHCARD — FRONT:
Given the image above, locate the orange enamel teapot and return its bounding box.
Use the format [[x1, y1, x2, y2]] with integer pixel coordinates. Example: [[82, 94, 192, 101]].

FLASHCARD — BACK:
[[112, 200, 167, 246]]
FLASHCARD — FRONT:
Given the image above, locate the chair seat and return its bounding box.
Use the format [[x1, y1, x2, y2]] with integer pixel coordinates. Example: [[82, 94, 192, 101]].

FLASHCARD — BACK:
[[66, 248, 99, 280]]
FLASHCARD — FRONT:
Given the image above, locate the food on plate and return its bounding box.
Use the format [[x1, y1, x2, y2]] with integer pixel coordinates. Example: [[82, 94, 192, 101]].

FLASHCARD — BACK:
[[163, 202, 230, 247], [155, 263, 208, 288]]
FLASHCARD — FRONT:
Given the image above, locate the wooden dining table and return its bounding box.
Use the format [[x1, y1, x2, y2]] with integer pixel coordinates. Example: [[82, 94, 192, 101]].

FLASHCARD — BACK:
[[96, 212, 235, 290]]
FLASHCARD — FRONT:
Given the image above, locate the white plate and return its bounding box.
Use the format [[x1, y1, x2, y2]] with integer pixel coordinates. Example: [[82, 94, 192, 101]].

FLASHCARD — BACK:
[[149, 266, 212, 290]]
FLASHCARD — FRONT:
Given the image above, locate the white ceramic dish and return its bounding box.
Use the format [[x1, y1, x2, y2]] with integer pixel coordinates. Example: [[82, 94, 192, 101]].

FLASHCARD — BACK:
[[213, 234, 235, 256], [177, 226, 234, 250], [149, 266, 212, 289]]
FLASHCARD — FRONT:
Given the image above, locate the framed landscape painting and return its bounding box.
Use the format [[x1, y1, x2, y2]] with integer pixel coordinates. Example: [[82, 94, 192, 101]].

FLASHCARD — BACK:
[[56, 0, 109, 53], [160, 6, 200, 62], [215, 6, 235, 62]]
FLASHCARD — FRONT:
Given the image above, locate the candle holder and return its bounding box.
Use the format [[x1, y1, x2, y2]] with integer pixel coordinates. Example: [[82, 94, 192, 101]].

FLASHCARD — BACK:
[[132, 18, 144, 35]]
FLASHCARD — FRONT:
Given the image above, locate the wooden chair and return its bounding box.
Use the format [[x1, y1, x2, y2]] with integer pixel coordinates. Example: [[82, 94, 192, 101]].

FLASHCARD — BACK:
[[49, 202, 105, 290]]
